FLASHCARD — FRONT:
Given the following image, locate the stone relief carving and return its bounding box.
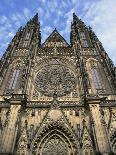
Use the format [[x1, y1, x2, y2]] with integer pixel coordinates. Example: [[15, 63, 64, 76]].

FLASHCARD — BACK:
[[42, 135, 68, 155]]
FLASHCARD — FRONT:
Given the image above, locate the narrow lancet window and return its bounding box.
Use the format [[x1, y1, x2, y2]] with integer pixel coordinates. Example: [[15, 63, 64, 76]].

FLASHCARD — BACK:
[[87, 60, 105, 94], [80, 31, 86, 39], [81, 40, 89, 47], [25, 32, 30, 40], [9, 69, 20, 89], [80, 31, 89, 47], [23, 41, 28, 47]]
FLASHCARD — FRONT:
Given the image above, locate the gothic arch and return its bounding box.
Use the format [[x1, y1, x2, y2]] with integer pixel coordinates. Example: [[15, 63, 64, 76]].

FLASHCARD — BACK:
[[86, 58, 111, 94], [33, 57, 77, 81], [3, 59, 25, 94], [30, 122, 80, 155]]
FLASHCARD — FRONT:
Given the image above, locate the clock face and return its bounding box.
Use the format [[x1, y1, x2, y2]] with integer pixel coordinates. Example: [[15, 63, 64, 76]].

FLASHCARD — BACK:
[[35, 65, 76, 97]]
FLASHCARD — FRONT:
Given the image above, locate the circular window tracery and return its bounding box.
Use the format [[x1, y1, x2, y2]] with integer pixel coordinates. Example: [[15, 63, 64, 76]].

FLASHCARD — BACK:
[[35, 65, 76, 97]]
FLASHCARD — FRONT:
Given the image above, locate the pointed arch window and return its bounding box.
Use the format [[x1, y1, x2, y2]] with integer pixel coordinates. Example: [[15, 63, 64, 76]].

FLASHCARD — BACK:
[[87, 60, 105, 94], [9, 68, 20, 90], [79, 31, 89, 47], [23, 41, 28, 47], [25, 32, 30, 40], [80, 31, 86, 39], [81, 40, 89, 47]]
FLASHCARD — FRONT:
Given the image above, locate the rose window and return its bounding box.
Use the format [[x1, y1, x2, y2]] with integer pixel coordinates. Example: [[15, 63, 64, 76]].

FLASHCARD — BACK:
[[35, 65, 76, 97]]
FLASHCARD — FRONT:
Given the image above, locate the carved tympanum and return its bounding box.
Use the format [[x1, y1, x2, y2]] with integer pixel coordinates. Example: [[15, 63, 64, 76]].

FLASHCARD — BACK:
[[42, 135, 68, 155]]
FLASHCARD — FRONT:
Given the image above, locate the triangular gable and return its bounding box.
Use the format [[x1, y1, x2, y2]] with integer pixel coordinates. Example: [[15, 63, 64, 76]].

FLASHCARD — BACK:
[[81, 126, 94, 150], [42, 29, 69, 47], [16, 127, 28, 154], [30, 100, 80, 152]]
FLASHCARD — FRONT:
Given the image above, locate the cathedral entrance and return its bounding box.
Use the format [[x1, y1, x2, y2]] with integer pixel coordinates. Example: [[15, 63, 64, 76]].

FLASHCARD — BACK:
[[31, 129, 77, 155]]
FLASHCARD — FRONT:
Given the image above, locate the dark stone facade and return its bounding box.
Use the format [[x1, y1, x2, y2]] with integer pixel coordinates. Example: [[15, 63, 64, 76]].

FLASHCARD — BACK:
[[0, 13, 116, 155]]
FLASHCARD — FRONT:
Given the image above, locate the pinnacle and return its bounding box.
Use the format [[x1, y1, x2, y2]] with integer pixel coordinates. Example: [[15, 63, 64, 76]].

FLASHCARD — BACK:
[[26, 13, 39, 26], [73, 12, 86, 27], [53, 27, 58, 32], [31, 13, 38, 23], [73, 12, 80, 23]]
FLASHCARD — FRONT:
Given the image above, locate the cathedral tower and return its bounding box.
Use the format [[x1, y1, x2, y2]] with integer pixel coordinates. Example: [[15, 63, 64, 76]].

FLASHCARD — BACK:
[[0, 13, 116, 155]]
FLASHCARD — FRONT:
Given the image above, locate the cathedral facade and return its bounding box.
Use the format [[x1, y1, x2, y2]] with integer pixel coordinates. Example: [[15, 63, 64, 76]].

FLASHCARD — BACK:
[[0, 13, 116, 155]]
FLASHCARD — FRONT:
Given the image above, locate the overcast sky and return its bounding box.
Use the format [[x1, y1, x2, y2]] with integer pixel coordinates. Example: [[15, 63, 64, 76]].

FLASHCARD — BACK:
[[0, 0, 116, 65]]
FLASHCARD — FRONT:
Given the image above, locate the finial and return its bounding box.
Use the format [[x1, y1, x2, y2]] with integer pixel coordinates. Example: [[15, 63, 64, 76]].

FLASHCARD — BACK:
[[73, 12, 80, 23], [31, 13, 38, 22], [54, 27, 57, 32], [18, 26, 22, 32]]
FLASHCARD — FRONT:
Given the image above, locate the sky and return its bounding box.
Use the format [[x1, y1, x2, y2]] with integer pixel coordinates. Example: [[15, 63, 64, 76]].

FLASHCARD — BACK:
[[0, 0, 116, 65]]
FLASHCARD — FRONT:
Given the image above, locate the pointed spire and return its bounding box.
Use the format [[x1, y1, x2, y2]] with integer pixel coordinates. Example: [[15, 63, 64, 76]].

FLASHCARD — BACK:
[[31, 13, 38, 23], [27, 13, 39, 26], [52, 28, 58, 34], [73, 12, 86, 27], [73, 12, 80, 23]]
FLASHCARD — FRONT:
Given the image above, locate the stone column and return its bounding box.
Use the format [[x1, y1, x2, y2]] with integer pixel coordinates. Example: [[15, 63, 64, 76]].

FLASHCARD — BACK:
[[0, 104, 21, 154], [88, 97, 111, 155]]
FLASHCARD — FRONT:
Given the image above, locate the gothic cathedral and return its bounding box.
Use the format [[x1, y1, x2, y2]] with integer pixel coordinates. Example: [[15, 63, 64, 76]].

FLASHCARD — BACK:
[[0, 13, 116, 155]]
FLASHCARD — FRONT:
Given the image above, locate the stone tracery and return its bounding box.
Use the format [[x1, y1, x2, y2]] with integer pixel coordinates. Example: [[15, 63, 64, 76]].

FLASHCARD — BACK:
[[42, 135, 68, 155], [35, 65, 77, 97]]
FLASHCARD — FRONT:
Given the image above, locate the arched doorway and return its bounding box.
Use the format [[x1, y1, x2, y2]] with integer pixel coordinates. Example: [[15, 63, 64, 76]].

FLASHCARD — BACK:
[[31, 129, 79, 155]]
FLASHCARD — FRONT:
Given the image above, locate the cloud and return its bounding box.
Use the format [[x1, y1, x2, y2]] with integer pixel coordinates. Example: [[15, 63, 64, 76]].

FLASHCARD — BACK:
[[23, 8, 31, 19], [41, 26, 53, 42], [81, 0, 116, 65], [61, 8, 75, 39], [1, 15, 7, 24], [8, 32, 15, 37], [41, 0, 46, 3], [47, 1, 58, 13], [37, 7, 44, 17]]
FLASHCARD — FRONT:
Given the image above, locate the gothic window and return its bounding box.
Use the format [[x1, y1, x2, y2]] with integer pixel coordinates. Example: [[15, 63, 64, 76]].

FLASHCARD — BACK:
[[23, 41, 28, 47], [81, 40, 89, 47], [9, 68, 20, 90], [87, 60, 105, 94], [35, 65, 76, 97], [80, 31, 86, 39], [25, 32, 30, 40], [77, 124, 80, 138], [79, 31, 89, 47]]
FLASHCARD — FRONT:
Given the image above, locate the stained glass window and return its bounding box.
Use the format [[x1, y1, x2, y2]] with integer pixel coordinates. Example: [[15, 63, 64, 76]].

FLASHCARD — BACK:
[[89, 60, 105, 93], [80, 31, 89, 47], [25, 32, 30, 40], [80, 31, 86, 39], [81, 40, 89, 47], [9, 69, 20, 89]]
